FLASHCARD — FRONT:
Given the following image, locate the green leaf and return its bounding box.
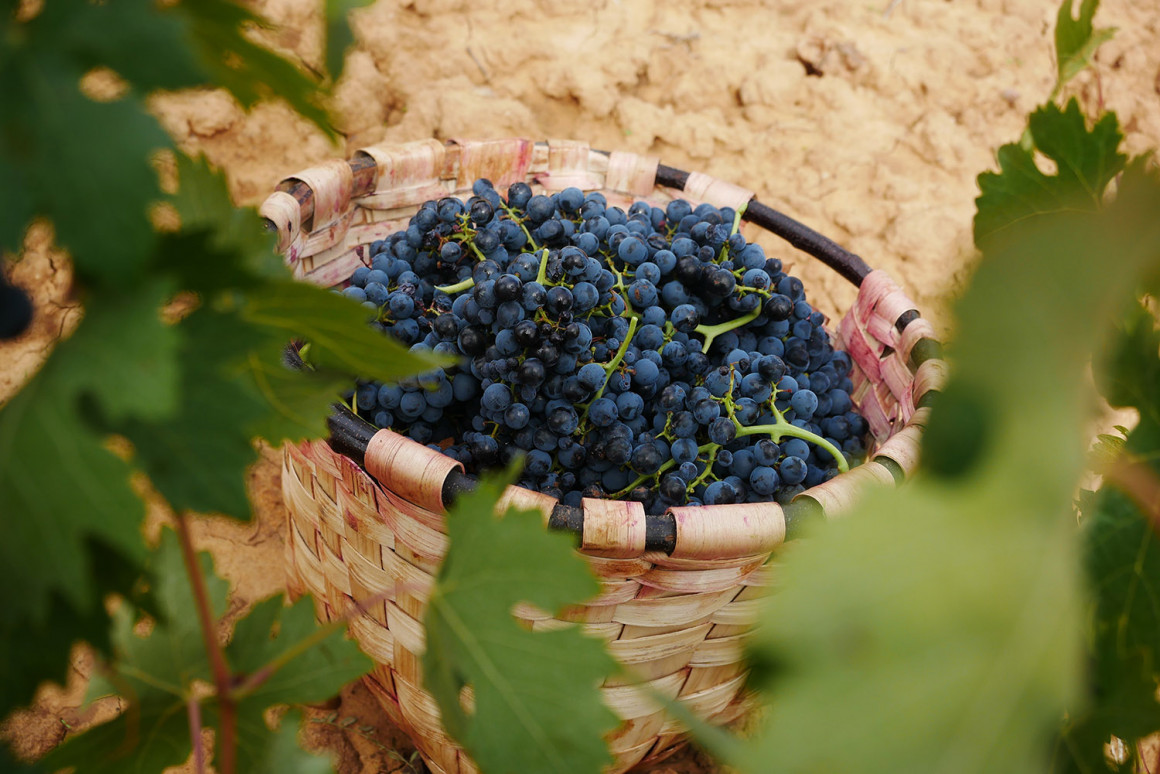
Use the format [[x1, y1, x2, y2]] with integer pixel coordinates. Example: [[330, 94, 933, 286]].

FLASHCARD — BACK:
[[974, 99, 1126, 251], [0, 52, 168, 284], [1097, 300, 1160, 431], [1057, 487, 1160, 773], [43, 0, 206, 94], [1056, 0, 1117, 91], [228, 596, 369, 773], [120, 306, 273, 519], [723, 172, 1160, 774], [238, 353, 352, 443], [0, 539, 142, 719], [325, 0, 374, 81], [0, 373, 147, 623], [423, 466, 620, 774], [66, 281, 181, 423], [181, 0, 335, 139], [240, 280, 456, 383], [43, 528, 226, 774], [228, 596, 372, 709], [164, 155, 287, 285], [244, 708, 334, 774]]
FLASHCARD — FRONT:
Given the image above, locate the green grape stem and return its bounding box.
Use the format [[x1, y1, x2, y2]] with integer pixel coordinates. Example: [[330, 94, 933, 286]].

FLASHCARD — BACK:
[[611, 442, 717, 499], [694, 307, 762, 353], [534, 247, 552, 286], [732, 417, 848, 472], [435, 277, 475, 295], [591, 316, 638, 404]]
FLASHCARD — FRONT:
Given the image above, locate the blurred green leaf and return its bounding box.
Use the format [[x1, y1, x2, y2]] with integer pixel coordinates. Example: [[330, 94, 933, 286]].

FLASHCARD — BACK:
[[182, 0, 335, 138], [0, 51, 167, 284], [724, 169, 1160, 774], [326, 0, 374, 81], [119, 305, 275, 519], [165, 155, 287, 284], [1098, 301, 1160, 429], [246, 708, 335, 774], [424, 467, 620, 774], [241, 280, 456, 383]]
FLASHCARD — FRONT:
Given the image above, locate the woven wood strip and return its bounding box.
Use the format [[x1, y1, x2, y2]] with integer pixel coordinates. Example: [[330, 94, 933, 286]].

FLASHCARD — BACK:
[[606, 151, 660, 197], [495, 484, 557, 524], [581, 497, 647, 557], [365, 429, 462, 514], [901, 315, 940, 364], [637, 562, 764, 595], [669, 502, 785, 559], [799, 459, 897, 518], [259, 191, 302, 255], [911, 357, 950, 405], [452, 137, 533, 191], [682, 171, 754, 211], [287, 159, 354, 232], [874, 422, 924, 478]]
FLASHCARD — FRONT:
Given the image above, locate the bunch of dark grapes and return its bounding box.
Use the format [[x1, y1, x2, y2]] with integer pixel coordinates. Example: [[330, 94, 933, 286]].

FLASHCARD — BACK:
[[340, 179, 870, 514]]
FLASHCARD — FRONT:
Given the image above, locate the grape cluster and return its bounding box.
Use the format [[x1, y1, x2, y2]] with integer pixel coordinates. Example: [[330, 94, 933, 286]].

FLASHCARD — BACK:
[[340, 179, 870, 514]]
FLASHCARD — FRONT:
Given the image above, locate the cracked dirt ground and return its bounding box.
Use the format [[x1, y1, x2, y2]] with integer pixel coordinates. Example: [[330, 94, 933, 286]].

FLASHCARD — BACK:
[[3, 1, 1160, 771]]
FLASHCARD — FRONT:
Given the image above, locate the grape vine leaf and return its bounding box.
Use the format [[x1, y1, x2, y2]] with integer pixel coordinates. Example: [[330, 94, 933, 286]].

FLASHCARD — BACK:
[[423, 468, 621, 774], [43, 529, 226, 774], [0, 48, 168, 285], [0, 540, 147, 720], [164, 154, 287, 284], [46, 529, 367, 773], [64, 280, 180, 424], [181, 0, 335, 138], [247, 709, 334, 774], [326, 0, 375, 81], [974, 99, 1127, 252], [1056, 0, 1117, 92], [227, 597, 371, 773], [118, 305, 274, 519], [718, 169, 1160, 774], [0, 277, 189, 621], [1056, 486, 1160, 773], [1098, 301, 1160, 430], [1055, 298, 1160, 771], [240, 280, 455, 383]]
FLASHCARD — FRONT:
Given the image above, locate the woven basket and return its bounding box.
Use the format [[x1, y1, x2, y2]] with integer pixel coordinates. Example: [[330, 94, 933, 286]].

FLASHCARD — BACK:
[[262, 138, 946, 774]]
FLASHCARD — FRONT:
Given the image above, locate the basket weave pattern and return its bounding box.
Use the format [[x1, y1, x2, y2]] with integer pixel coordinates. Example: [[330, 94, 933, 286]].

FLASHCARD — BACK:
[[267, 138, 943, 774]]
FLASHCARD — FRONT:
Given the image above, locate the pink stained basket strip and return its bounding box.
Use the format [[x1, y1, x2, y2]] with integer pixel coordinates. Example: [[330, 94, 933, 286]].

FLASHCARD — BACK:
[[536, 138, 602, 190], [682, 172, 754, 212], [581, 498, 648, 557], [358, 138, 446, 193], [259, 190, 302, 255], [452, 137, 534, 191], [606, 151, 660, 198], [901, 316, 939, 364], [288, 158, 355, 233]]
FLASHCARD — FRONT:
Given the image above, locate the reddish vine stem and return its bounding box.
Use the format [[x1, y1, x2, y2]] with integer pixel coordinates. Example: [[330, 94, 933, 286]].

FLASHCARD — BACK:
[[187, 697, 205, 774], [174, 513, 236, 774]]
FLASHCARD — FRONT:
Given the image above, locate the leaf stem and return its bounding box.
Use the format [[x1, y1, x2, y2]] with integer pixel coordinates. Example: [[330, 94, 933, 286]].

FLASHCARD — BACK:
[[174, 513, 236, 774]]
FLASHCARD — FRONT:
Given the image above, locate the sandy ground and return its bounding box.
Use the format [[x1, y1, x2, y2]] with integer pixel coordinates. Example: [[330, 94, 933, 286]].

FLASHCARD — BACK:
[[3, 0, 1160, 771]]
